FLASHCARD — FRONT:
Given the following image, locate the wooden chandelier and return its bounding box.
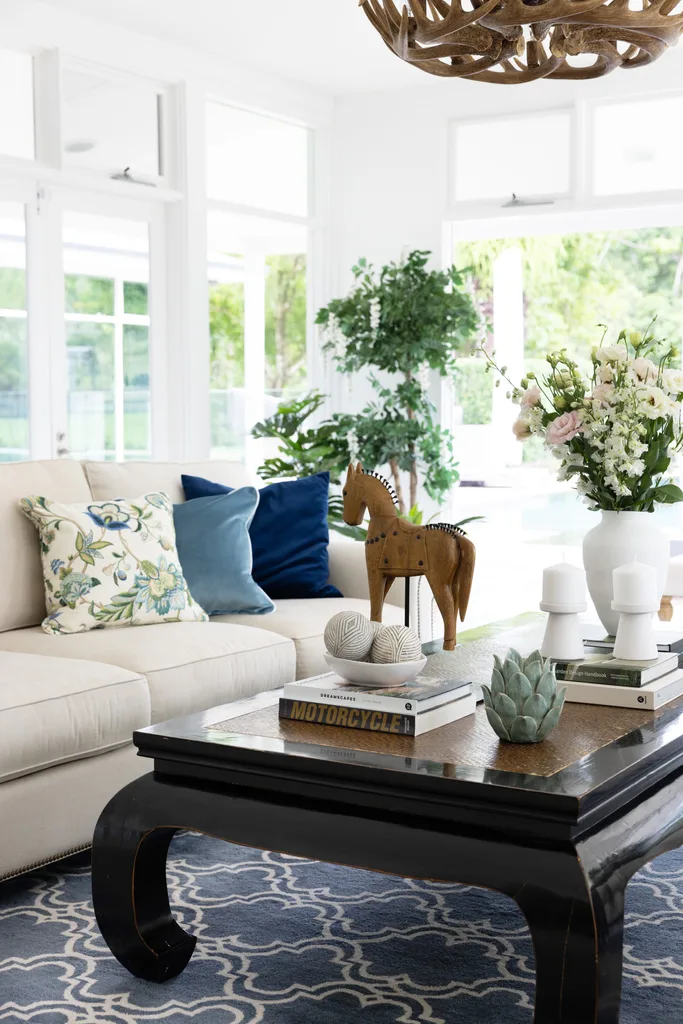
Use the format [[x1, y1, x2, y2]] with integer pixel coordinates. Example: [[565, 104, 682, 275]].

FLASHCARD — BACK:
[[359, 0, 683, 82]]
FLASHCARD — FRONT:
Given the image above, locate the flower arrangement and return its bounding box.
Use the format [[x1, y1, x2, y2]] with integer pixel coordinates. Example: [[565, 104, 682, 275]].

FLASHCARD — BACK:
[[484, 327, 683, 511]]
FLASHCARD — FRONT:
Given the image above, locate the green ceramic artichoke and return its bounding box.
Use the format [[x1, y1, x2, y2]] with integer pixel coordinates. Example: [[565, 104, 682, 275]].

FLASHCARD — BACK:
[[482, 649, 567, 744]]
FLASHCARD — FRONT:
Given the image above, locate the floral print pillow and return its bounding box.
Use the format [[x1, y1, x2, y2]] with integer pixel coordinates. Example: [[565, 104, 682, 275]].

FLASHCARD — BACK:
[[20, 492, 208, 634]]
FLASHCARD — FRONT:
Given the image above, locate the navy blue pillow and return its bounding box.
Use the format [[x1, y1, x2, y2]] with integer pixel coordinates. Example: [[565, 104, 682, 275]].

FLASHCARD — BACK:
[[181, 472, 342, 600]]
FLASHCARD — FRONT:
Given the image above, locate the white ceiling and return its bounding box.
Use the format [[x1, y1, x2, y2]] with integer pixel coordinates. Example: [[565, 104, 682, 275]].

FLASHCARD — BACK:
[[51, 0, 421, 96]]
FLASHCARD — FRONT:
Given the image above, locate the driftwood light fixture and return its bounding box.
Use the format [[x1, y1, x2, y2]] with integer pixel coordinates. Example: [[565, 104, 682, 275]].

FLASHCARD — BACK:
[[359, 0, 683, 82]]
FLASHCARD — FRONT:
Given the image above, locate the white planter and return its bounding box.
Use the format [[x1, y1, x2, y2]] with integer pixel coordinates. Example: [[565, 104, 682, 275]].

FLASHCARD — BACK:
[[582, 511, 670, 635]]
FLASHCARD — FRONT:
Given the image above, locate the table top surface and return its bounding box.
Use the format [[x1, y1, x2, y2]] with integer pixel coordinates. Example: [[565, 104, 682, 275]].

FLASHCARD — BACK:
[[136, 613, 683, 821]]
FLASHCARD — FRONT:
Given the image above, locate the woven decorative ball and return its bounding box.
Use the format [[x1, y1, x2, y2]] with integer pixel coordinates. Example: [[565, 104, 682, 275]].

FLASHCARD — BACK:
[[371, 625, 423, 665], [324, 611, 374, 662]]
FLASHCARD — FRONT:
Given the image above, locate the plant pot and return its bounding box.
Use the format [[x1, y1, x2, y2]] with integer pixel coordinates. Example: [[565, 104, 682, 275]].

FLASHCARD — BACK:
[[582, 510, 669, 635]]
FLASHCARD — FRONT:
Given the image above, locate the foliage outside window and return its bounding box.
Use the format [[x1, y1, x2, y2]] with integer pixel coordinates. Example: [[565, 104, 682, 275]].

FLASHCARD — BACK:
[[64, 274, 150, 460], [209, 253, 307, 459], [453, 357, 493, 425]]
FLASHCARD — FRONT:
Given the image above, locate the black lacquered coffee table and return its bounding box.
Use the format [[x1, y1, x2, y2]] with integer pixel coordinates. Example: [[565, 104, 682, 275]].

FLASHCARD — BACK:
[[92, 676, 683, 1024]]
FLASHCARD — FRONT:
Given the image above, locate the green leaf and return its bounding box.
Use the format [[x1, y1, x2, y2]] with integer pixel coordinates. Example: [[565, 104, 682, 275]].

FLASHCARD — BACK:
[[485, 707, 510, 742], [654, 484, 683, 504], [80, 552, 95, 566], [493, 692, 517, 730], [89, 540, 112, 550], [507, 671, 532, 715], [140, 559, 157, 577], [536, 706, 564, 741], [490, 668, 505, 701], [524, 660, 543, 687], [75, 533, 83, 552], [510, 717, 538, 743], [481, 684, 493, 709], [522, 693, 549, 725], [536, 668, 557, 704]]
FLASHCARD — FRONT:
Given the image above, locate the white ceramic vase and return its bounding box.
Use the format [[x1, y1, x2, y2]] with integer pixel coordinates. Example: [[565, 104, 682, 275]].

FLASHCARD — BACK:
[[582, 510, 669, 635]]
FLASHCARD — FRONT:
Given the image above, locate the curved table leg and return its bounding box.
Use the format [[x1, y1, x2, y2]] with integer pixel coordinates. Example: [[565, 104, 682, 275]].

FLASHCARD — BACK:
[[516, 868, 626, 1024], [92, 775, 196, 982]]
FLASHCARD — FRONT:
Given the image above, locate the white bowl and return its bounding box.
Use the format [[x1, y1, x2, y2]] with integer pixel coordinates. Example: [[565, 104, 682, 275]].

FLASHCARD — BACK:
[[324, 652, 427, 688]]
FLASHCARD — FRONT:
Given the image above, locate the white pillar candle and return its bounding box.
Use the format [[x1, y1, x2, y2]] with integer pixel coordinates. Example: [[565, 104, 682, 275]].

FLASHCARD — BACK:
[[612, 562, 657, 609], [542, 563, 586, 609]]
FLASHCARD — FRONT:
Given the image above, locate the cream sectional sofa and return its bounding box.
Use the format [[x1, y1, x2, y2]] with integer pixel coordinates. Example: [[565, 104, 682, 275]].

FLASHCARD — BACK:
[[0, 458, 403, 881]]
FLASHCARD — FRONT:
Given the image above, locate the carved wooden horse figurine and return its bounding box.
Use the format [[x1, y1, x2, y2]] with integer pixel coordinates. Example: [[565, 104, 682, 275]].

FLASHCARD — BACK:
[[342, 462, 476, 651]]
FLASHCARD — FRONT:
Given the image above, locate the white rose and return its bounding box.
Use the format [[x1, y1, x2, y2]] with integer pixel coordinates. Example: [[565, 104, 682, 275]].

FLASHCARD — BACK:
[[638, 384, 671, 420], [662, 369, 683, 396], [596, 344, 628, 364], [632, 357, 658, 383]]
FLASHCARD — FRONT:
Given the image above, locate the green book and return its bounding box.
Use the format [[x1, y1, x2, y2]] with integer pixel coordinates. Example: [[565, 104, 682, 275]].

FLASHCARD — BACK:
[[554, 651, 679, 688]]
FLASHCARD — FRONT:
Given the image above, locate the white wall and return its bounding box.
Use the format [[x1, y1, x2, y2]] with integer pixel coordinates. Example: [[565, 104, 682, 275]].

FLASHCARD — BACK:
[[1, 1, 334, 130]]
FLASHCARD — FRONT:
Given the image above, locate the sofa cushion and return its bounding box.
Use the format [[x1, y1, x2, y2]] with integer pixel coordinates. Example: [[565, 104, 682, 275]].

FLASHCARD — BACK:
[[0, 460, 92, 633], [20, 491, 208, 634], [214, 598, 405, 679], [174, 489, 274, 616], [0, 652, 150, 784], [0, 622, 296, 722], [183, 471, 342, 600], [84, 460, 252, 504]]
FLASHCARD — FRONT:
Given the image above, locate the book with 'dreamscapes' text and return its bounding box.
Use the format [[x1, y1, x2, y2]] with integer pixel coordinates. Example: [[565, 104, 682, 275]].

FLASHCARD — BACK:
[[278, 692, 476, 737], [283, 672, 472, 714]]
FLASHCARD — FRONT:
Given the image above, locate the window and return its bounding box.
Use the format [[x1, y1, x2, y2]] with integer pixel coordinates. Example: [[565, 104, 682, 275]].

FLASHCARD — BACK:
[[593, 96, 683, 197], [208, 209, 308, 461], [62, 64, 163, 179], [0, 50, 34, 160], [452, 110, 572, 204], [206, 102, 309, 216], [63, 212, 151, 461], [0, 203, 28, 462]]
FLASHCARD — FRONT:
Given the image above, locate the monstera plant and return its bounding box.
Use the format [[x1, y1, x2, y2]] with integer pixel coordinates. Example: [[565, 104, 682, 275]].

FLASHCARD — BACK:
[[482, 649, 567, 744]]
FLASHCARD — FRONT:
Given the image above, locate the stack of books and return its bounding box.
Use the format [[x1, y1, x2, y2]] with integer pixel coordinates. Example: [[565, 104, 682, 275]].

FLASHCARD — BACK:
[[279, 672, 475, 736], [553, 627, 683, 710]]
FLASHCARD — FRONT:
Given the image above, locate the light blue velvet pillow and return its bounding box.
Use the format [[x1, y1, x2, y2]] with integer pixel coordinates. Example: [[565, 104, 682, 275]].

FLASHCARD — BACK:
[[173, 488, 274, 616]]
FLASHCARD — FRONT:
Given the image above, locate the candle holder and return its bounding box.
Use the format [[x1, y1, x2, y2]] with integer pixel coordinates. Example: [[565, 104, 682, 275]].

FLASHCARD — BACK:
[[612, 600, 659, 662], [540, 599, 587, 661], [612, 562, 659, 662]]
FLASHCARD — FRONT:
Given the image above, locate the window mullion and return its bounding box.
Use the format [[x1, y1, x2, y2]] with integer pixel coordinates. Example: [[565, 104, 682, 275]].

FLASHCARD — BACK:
[[114, 276, 125, 461]]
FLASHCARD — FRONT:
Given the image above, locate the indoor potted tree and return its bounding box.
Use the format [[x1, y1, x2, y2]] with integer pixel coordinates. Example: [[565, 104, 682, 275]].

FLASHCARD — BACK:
[[315, 250, 481, 516]]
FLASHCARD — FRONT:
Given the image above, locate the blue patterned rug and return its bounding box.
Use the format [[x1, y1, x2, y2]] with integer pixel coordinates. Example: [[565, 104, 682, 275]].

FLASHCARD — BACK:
[[1, 833, 683, 1023]]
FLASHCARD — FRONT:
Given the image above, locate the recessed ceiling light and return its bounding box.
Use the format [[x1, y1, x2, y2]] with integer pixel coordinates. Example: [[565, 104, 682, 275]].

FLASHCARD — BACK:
[[64, 139, 96, 153]]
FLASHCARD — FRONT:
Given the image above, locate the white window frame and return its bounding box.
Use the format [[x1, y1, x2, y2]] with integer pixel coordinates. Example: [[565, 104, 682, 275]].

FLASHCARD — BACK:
[[57, 55, 172, 189], [449, 106, 578, 214], [585, 87, 683, 208], [205, 97, 318, 472], [54, 188, 168, 461], [449, 92, 683, 226]]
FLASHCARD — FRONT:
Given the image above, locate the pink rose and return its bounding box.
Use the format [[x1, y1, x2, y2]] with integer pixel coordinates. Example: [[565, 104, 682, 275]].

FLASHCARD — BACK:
[[512, 416, 532, 441], [589, 383, 614, 405], [546, 409, 583, 445], [521, 385, 541, 408]]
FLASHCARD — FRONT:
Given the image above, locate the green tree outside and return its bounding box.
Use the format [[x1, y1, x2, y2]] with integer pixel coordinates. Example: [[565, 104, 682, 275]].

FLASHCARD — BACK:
[[455, 227, 683, 432]]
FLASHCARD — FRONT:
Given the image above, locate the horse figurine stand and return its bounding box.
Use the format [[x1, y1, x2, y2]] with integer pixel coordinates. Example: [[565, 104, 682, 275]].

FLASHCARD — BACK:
[[342, 463, 476, 651]]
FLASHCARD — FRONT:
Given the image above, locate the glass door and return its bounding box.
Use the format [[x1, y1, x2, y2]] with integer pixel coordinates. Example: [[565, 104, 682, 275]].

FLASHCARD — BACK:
[[60, 208, 156, 461], [0, 201, 28, 462]]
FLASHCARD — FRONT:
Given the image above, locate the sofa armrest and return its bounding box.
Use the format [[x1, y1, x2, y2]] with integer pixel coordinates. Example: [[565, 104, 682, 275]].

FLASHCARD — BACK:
[[327, 535, 405, 608]]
